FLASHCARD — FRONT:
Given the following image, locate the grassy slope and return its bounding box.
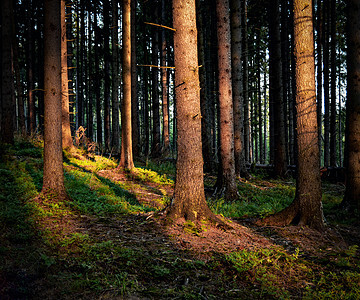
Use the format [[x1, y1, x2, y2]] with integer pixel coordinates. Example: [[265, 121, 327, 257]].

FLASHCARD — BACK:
[[0, 137, 359, 299]]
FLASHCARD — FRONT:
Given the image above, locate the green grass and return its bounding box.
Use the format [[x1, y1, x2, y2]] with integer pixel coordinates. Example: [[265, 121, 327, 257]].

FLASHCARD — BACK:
[[208, 179, 295, 219], [1, 137, 359, 299]]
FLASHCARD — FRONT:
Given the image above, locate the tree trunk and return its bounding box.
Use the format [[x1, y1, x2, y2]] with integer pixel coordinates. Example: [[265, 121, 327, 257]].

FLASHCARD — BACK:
[[316, 0, 323, 164], [323, 2, 330, 167], [42, 0, 67, 199], [215, 0, 238, 201], [87, 6, 93, 140], [26, 0, 36, 135], [268, 0, 287, 177], [131, 0, 140, 158], [119, 0, 134, 170], [168, 0, 216, 223], [330, 0, 337, 167], [242, 0, 250, 164], [231, 0, 248, 178], [343, 0, 360, 210], [1, 0, 15, 144], [161, 0, 170, 155], [94, 9, 102, 146], [259, 0, 324, 230], [112, 0, 120, 154], [104, 0, 111, 152], [61, 0, 73, 149], [151, 3, 161, 158]]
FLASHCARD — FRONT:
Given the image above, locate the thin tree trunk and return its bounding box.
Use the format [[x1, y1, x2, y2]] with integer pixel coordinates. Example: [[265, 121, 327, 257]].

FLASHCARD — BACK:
[[61, 0, 73, 149], [131, 0, 140, 157], [316, 0, 323, 164], [330, 0, 337, 166], [161, 0, 170, 155], [243, 1, 251, 164], [323, 1, 330, 167], [104, 0, 111, 151], [26, 0, 36, 134], [215, 0, 238, 201], [1, 0, 15, 144], [112, 0, 120, 154], [268, 0, 287, 177], [87, 6, 93, 140], [151, 3, 161, 158], [94, 9, 102, 146], [119, 0, 134, 170], [230, 0, 248, 178]]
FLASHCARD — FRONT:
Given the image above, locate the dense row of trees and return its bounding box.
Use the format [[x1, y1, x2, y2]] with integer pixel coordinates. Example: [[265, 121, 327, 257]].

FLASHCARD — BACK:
[[1, 0, 360, 229]]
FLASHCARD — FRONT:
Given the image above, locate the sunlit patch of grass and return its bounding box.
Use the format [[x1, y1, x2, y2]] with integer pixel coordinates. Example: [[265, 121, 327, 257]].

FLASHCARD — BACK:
[[226, 247, 309, 298], [130, 167, 174, 185], [64, 148, 117, 173], [144, 160, 176, 177], [208, 179, 295, 219], [64, 164, 150, 216]]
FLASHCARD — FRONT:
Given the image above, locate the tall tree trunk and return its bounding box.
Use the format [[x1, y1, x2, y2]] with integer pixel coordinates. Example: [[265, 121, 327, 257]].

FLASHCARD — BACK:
[[104, 0, 111, 151], [77, 0, 85, 130], [323, 2, 330, 167], [201, 0, 216, 173], [131, 0, 140, 157], [42, 0, 67, 199], [26, 0, 36, 134], [119, 0, 134, 170], [168, 0, 217, 223], [13, 24, 26, 135], [330, 0, 337, 166], [316, 0, 323, 164], [215, 0, 238, 201], [268, 0, 287, 177], [61, 0, 73, 149], [143, 40, 150, 157], [112, 0, 120, 154], [259, 0, 324, 230], [151, 3, 161, 158], [161, 0, 170, 155], [1, 0, 15, 144], [94, 9, 102, 146], [343, 0, 360, 210], [242, 0, 250, 164], [87, 6, 93, 140], [66, 1, 75, 138], [231, 0, 247, 178]]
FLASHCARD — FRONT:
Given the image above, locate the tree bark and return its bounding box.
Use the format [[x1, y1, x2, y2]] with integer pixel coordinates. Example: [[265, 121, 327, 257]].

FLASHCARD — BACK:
[[230, 0, 248, 178], [151, 3, 161, 158], [215, 0, 238, 201], [112, 0, 120, 154], [268, 0, 287, 177], [168, 0, 217, 223], [119, 0, 134, 170], [1, 0, 15, 144], [343, 0, 360, 210], [259, 0, 324, 230], [323, 2, 330, 167], [330, 0, 337, 167], [161, 0, 170, 155], [42, 0, 67, 199], [61, 0, 73, 149], [104, 0, 111, 152]]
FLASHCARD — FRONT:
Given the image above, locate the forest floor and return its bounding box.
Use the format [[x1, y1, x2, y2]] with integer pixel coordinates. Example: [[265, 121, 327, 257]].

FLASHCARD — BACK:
[[1, 137, 360, 299]]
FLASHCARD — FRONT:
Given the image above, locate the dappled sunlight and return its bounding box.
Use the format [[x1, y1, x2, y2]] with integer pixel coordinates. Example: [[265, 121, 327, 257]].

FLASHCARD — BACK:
[[1, 138, 360, 299]]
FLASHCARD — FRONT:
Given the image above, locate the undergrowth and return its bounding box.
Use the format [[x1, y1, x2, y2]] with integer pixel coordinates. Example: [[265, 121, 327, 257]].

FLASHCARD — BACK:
[[1, 137, 359, 299]]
